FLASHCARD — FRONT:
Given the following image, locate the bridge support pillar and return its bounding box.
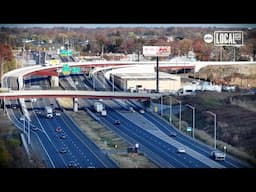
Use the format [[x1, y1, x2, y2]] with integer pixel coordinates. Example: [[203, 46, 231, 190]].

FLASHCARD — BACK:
[[51, 76, 59, 88], [73, 98, 78, 112]]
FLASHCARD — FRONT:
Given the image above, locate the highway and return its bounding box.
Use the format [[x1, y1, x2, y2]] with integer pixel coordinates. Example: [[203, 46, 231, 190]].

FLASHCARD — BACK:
[[1, 66, 252, 168], [79, 72, 251, 168], [3, 75, 118, 168]]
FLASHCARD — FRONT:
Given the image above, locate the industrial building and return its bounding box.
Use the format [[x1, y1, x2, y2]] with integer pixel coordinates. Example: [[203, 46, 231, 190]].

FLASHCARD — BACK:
[[111, 72, 181, 93]]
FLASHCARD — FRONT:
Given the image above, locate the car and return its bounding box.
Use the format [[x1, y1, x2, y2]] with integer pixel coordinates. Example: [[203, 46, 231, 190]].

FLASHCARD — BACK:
[[169, 132, 177, 137], [56, 127, 62, 133], [55, 112, 61, 116], [11, 104, 18, 109], [139, 109, 145, 114], [114, 120, 121, 125], [59, 148, 67, 154], [31, 126, 39, 131], [68, 161, 78, 168], [177, 147, 186, 153], [19, 116, 25, 122], [59, 134, 66, 139], [129, 107, 135, 112]]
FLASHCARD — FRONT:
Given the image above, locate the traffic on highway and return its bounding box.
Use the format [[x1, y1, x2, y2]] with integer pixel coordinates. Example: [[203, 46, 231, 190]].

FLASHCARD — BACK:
[[1, 58, 252, 168]]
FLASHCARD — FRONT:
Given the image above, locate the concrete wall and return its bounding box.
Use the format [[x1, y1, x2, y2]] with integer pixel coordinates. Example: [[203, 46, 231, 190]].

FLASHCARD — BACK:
[[126, 79, 180, 92]]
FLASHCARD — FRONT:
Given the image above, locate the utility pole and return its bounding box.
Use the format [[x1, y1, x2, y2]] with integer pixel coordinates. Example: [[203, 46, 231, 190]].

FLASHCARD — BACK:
[[169, 96, 172, 124], [186, 104, 195, 139], [156, 56, 159, 93], [160, 95, 163, 117]]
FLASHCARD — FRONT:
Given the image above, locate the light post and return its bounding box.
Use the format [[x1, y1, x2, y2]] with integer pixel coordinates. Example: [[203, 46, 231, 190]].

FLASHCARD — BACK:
[[160, 95, 163, 117], [169, 96, 172, 124], [111, 73, 115, 92], [206, 111, 217, 150], [186, 104, 195, 139], [171, 96, 182, 131]]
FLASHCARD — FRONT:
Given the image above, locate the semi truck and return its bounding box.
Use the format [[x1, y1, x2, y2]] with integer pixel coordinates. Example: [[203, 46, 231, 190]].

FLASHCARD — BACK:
[[94, 102, 104, 113], [45, 106, 53, 118]]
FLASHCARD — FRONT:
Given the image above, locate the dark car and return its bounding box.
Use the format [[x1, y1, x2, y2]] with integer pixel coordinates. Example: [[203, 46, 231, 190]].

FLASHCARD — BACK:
[[56, 127, 62, 133], [11, 104, 19, 109], [68, 161, 78, 168], [31, 125, 39, 131], [59, 134, 66, 139], [114, 120, 121, 125], [169, 132, 177, 137], [59, 148, 67, 154]]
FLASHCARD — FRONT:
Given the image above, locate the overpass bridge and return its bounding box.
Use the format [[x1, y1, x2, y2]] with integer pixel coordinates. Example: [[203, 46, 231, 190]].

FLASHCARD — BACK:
[[0, 90, 161, 100], [2, 60, 256, 90]]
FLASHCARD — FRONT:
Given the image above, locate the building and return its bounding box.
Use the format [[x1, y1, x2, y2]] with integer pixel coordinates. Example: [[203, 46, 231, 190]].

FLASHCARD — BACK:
[[111, 72, 181, 93]]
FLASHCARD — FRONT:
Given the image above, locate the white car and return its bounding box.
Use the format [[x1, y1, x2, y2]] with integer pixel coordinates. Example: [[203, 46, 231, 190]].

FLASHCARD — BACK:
[[19, 116, 25, 121], [139, 109, 145, 114], [177, 147, 186, 153]]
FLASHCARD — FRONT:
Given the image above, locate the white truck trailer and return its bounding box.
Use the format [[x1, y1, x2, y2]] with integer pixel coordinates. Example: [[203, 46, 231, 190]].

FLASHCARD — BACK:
[[45, 106, 53, 118], [94, 102, 104, 113]]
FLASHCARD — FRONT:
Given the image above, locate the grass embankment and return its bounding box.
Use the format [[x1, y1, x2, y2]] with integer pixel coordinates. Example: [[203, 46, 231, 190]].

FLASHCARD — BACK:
[[0, 110, 43, 168], [156, 92, 256, 167], [57, 98, 157, 168]]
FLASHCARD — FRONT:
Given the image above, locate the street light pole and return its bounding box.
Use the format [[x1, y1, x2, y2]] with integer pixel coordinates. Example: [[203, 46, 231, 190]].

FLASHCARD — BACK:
[[172, 96, 182, 131], [224, 145, 226, 155], [179, 101, 181, 131], [160, 95, 163, 117], [169, 96, 172, 124], [28, 119, 31, 145], [186, 104, 195, 139], [206, 111, 217, 150]]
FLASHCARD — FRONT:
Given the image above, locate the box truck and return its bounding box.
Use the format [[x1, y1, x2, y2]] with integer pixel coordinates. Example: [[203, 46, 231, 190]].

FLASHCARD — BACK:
[[45, 106, 53, 118]]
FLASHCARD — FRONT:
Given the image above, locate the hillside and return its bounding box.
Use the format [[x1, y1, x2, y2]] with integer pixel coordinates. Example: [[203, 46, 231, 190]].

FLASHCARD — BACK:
[[191, 64, 256, 88], [176, 92, 256, 164]]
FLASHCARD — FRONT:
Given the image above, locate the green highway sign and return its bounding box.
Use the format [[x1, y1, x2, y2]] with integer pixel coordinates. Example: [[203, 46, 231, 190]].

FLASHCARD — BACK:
[[62, 64, 71, 75], [60, 49, 73, 56], [72, 67, 81, 74]]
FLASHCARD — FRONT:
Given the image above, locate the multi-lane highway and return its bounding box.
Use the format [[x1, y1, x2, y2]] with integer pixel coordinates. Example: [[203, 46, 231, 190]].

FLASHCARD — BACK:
[[3, 75, 118, 168], [2, 68, 252, 168], [81, 73, 251, 168]]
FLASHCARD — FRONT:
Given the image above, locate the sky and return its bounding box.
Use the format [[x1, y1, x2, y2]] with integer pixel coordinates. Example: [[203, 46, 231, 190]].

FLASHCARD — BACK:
[[0, 24, 256, 29]]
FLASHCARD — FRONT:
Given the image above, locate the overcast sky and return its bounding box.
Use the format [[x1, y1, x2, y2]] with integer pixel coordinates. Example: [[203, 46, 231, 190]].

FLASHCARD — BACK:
[[1, 24, 256, 28]]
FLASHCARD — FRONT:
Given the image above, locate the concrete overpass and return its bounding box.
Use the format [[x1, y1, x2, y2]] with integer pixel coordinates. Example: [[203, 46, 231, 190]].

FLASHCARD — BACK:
[[3, 60, 256, 88], [0, 90, 161, 100]]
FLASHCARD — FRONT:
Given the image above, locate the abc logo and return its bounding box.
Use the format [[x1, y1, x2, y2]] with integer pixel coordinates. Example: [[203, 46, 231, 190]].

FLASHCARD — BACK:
[[204, 34, 213, 43]]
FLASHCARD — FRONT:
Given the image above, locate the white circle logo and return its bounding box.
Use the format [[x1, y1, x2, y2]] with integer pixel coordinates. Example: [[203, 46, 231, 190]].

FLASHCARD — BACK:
[[204, 34, 213, 43]]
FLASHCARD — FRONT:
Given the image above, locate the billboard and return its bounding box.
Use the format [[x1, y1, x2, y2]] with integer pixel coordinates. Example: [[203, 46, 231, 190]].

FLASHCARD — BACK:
[[214, 31, 243, 46], [143, 46, 170, 57]]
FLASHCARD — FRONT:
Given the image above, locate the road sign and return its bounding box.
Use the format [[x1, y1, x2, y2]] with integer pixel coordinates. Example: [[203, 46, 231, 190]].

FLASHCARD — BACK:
[[63, 71, 70, 75], [60, 49, 73, 56], [71, 67, 81, 74], [187, 127, 192, 132], [62, 64, 71, 75]]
